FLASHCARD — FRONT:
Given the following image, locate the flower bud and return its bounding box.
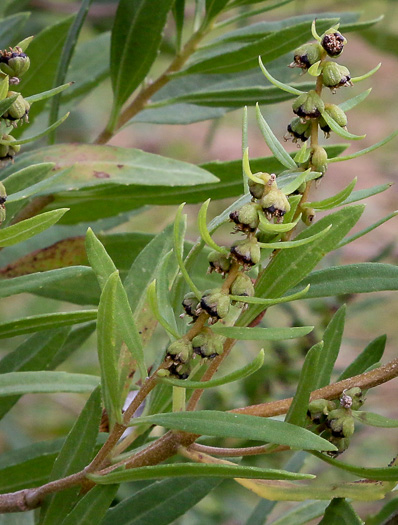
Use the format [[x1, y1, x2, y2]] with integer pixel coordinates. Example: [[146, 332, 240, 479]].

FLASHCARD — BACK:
[[322, 62, 352, 93], [285, 117, 311, 143], [310, 146, 328, 174], [0, 134, 20, 162], [302, 207, 316, 226], [207, 250, 231, 276], [200, 288, 231, 323], [166, 339, 193, 364], [328, 436, 350, 457], [326, 408, 355, 438], [181, 292, 200, 321], [230, 237, 261, 270], [340, 387, 364, 410], [3, 91, 30, 125], [0, 47, 30, 79], [318, 103, 347, 137], [321, 29, 346, 57], [307, 399, 336, 424], [292, 90, 325, 121], [260, 188, 290, 222], [248, 172, 273, 199], [230, 272, 255, 306], [230, 202, 260, 232], [192, 331, 224, 359], [167, 361, 194, 380], [289, 42, 323, 70]]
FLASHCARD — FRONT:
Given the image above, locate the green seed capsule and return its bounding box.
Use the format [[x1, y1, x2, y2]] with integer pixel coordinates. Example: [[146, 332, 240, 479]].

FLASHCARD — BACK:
[[292, 90, 325, 121], [0, 134, 20, 162], [326, 408, 355, 438], [0, 47, 30, 79], [322, 62, 352, 92], [207, 250, 231, 276], [260, 188, 290, 221], [229, 202, 260, 232], [285, 117, 311, 143], [321, 29, 346, 57], [318, 103, 348, 136], [310, 146, 328, 174], [166, 339, 193, 364], [290, 42, 323, 70], [182, 292, 200, 320], [307, 399, 336, 424], [302, 207, 316, 226], [3, 91, 30, 124], [167, 361, 194, 380], [200, 289, 231, 323], [328, 436, 351, 457], [192, 331, 224, 359], [230, 238, 261, 270]]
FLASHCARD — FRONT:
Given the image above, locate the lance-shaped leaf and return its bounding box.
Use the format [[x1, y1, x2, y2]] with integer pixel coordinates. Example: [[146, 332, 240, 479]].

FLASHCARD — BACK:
[[242, 105, 249, 193], [268, 501, 329, 525], [338, 334, 386, 381], [312, 452, 398, 482], [110, 0, 175, 116], [285, 342, 323, 427], [258, 56, 305, 95], [256, 103, 297, 170], [160, 350, 264, 390], [258, 226, 331, 250], [0, 371, 99, 396], [342, 183, 391, 205], [0, 208, 68, 247], [339, 88, 372, 112], [319, 499, 363, 525], [90, 463, 314, 485], [0, 113, 70, 146], [39, 387, 102, 525], [308, 60, 323, 77], [2, 162, 55, 195], [218, 0, 294, 28], [302, 178, 357, 211], [351, 63, 381, 83], [258, 212, 299, 234], [156, 249, 180, 338], [311, 19, 321, 42], [101, 477, 221, 525], [328, 130, 398, 163], [86, 228, 147, 380], [130, 410, 337, 451], [211, 325, 313, 340], [294, 142, 311, 165], [243, 147, 265, 184], [60, 484, 119, 525], [25, 83, 73, 104], [147, 280, 181, 339], [320, 110, 365, 140], [97, 271, 123, 426], [174, 203, 201, 299], [279, 169, 318, 195], [339, 211, 398, 248], [230, 285, 310, 306], [0, 310, 97, 339], [352, 411, 398, 428], [198, 199, 229, 254], [315, 305, 346, 389]]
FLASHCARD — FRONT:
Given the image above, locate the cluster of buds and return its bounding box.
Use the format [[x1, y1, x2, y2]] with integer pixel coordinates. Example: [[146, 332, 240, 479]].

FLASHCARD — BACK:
[[0, 41, 32, 165], [307, 388, 365, 456]]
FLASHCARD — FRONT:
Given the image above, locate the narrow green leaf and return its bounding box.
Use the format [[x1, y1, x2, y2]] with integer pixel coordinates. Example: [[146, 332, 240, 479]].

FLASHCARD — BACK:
[[315, 305, 346, 389], [258, 226, 331, 250], [147, 280, 181, 339], [338, 211, 398, 248], [217, 0, 294, 28], [48, 0, 94, 141], [0, 371, 99, 396], [205, 0, 229, 19], [230, 285, 310, 306], [365, 497, 398, 525], [110, 0, 175, 112], [161, 350, 264, 389], [0, 310, 97, 339], [97, 271, 123, 426], [303, 178, 357, 211], [351, 63, 381, 84], [130, 410, 337, 451], [156, 250, 180, 337], [313, 452, 398, 482], [291, 263, 398, 301], [280, 169, 314, 195], [0, 329, 70, 419], [352, 411, 398, 428], [39, 387, 102, 525], [174, 204, 201, 299], [211, 326, 313, 340], [256, 103, 297, 170], [85, 227, 117, 288], [0, 209, 68, 247], [320, 110, 365, 140], [25, 83, 73, 104], [337, 335, 386, 381], [319, 499, 363, 525], [2, 162, 55, 195], [0, 13, 30, 49], [258, 213, 299, 234], [15, 35, 35, 51], [271, 501, 329, 525], [311, 19, 321, 42], [328, 130, 398, 163], [49, 323, 96, 370], [238, 205, 364, 326], [89, 463, 314, 485], [341, 183, 392, 205], [242, 105, 249, 193], [258, 56, 304, 95], [308, 60, 323, 77], [198, 199, 229, 254], [3, 112, 70, 146], [285, 342, 323, 427], [60, 484, 118, 525], [101, 477, 221, 525], [243, 147, 265, 184], [294, 142, 311, 165], [173, 0, 185, 51], [339, 88, 372, 112]]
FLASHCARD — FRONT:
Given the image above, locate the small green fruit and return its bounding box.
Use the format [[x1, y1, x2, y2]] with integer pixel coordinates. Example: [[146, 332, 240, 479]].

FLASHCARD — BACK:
[[182, 292, 200, 320], [230, 237, 261, 270], [260, 188, 290, 221], [290, 42, 323, 70], [285, 117, 311, 143], [207, 251, 231, 276], [0, 47, 30, 79], [310, 146, 328, 174], [200, 289, 231, 323], [166, 339, 193, 364], [192, 331, 224, 359], [322, 62, 352, 92], [319, 103, 347, 136], [229, 202, 260, 232]]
